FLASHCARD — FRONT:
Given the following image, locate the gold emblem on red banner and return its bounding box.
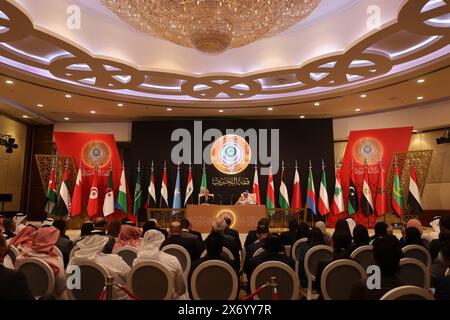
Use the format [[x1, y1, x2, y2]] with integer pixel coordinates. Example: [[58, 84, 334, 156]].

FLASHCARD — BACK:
[[353, 137, 383, 165], [210, 134, 251, 175], [82, 141, 111, 168]]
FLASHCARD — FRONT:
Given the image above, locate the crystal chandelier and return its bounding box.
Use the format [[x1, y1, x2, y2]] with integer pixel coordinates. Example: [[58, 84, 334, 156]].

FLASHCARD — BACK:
[[102, 0, 321, 55]]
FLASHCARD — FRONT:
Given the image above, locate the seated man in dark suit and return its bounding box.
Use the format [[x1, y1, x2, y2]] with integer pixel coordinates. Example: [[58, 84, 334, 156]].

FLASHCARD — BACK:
[[162, 221, 201, 261], [199, 189, 215, 205], [142, 219, 169, 238], [52, 219, 73, 267], [223, 217, 241, 251], [243, 224, 270, 275], [244, 218, 269, 249], [211, 218, 240, 270], [0, 234, 34, 300], [280, 218, 298, 246], [180, 218, 203, 241]]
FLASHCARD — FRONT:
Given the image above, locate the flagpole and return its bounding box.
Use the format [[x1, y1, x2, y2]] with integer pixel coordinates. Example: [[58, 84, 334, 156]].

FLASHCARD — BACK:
[[295, 160, 300, 225], [309, 160, 314, 227], [380, 157, 387, 225], [322, 159, 327, 226]]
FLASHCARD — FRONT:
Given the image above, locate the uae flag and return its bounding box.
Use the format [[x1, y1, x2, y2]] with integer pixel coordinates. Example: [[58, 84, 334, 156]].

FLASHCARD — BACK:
[[133, 163, 143, 215], [375, 161, 388, 216], [318, 161, 330, 216], [55, 166, 71, 217], [184, 166, 194, 206], [45, 167, 57, 214], [200, 165, 207, 195], [266, 167, 276, 213], [117, 165, 128, 214], [306, 163, 317, 216], [361, 163, 374, 217], [291, 163, 302, 209], [103, 166, 114, 217], [407, 162, 423, 215], [71, 164, 83, 217], [252, 165, 261, 205], [87, 169, 99, 217], [332, 165, 345, 215], [391, 161, 405, 216], [278, 162, 290, 209], [160, 164, 169, 208], [146, 163, 156, 208], [347, 163, 359, 215]]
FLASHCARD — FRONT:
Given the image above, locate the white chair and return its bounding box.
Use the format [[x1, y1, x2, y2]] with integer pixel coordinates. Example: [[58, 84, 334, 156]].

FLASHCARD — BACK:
[[284, 245, 292, 256], [304, 245, 333, 300], [16, 257, 55, 298], [53, 246, 64, 262], [69, 245, 80, 261], [320, 259, 366, 300], [7, 245, 20, 265], [350, 245, 374, 270], [380, 285, 435, 300], [291, 238, 308, 273], [445, 268, 449, 276], [191, 260, 238, 300], [200, 247, 234, 261], [115, 246, 138, 267], [162, 244, 191, 278], [252, 247, 265, 258], [250, 261, 299, 300], [402, 244, 431, 270], [68, 260, 110, 300], [127, 261, 173, 300], [398, 258, 430, 289]]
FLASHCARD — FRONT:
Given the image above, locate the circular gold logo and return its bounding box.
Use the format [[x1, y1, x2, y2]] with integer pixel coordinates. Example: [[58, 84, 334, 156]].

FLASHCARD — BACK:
[[353, 137, 383, 165], [211, 134, 251, 175], [82, 141, 111, 168], [216, 210, 237, 228]]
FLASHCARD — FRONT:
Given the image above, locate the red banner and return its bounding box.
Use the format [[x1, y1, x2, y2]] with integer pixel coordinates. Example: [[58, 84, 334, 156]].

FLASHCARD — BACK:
[[328, 127, 412, 228]]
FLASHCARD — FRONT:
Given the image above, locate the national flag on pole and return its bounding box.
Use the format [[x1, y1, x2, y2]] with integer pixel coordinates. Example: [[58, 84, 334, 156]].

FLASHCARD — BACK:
[[291, 162, 302, 209], [266, 167, 276, 213], [278, 161, 290, 209], [45, 166, 58, 214], [103, 164, 114, 217], [318, 160, 330, 216], [160, 163, 169, 208], [55, 165, 70, 217], [391, 158, 405, 216], [117, 163, 128, 214], [407, 161, 422, 215], [306, 162, 318, 216], [361, 161, 374, 217], [332, 164, 345, 215], [184, 165, 194, 206], [200, 164, 207, 195], [375, 160, 388, 216], [146, 162, 157, 208], [71, 163, 83, 217], [133, 162, 143, 215], [347, 161, 359, 215], [252, 165, 261, 205], [173, 164, 182, 209], [87, 169, 99, 217]]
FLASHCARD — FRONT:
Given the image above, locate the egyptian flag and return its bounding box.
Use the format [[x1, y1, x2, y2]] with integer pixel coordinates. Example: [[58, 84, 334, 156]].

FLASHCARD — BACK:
[[391, 161, 404, 216], [87, 169, 99, 217], [71, 164, 83, 217], [184, 165, 193, 206], [252, 165, 261, 205], [375, 161, 387, 216], [306, 162, 317, 216], [361, 163, 374, 217], [408, 162, 423, 215], [266, 167, 275, 213], [347, 163, 359, 215], [291, 163, 302, 209], [55, 166, 70, 217], [318, 161, 330, 216], [146, 162, 157, 208], [103, 166, 114, 217], [160, 164, 169, 208], [332, 165, 345, 215], [45, 167, 57, 214], [278, 162, 290, 209]]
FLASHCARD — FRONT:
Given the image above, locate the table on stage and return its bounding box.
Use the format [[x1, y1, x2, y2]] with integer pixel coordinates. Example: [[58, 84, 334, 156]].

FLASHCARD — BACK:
[[185, 205, 266, 233]]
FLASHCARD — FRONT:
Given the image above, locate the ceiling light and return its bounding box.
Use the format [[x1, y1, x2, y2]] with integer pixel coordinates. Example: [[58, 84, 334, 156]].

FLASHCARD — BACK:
[[360, 94, 367, 98], [90, 110, 96, 114], [64, 117, 70, 121], [300, 115, 305, 119], [36, 104, 44, 108], [267, 107, 273, 111], [355, 108, 361, 112], [413, 129, 418, 133], [314, 102, 320, 106], [218, 109, 224, 113], [417, 96, 423, 100], [166, 108, 172, 111], [22, 115, 29, 118], [65, 94, 72, 98], [117, 103, 124, 107], [417, 79, 425, 83], [5, 80, 14, 84]]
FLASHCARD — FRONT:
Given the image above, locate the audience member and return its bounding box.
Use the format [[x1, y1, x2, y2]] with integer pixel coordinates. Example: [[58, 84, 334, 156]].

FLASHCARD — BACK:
[[370, 222, 388, 245], [112, 224, 142, 253], [335, 219, 351, 235], [434, 238, 450, 300], [429, 216, 450, 260], [162, 221, 202, 261], [244, 224, 270, 275], [315, 221, 331, 245], [1, 218, 16, 240], [403, 227, 425, 247], [211, 218, 240, 269], [10, 224, 38, 253], [296, 222, 310, 240], [91, 218, 115, 253], [244, 218, 269, 248], [13, 213, 27, 233], [351, 224, 370, 252], [107, 219, 122, 238], [280, 219, 298, 246], [223, 216, 242, 250], [52, 219, 73, 267], [297, 227, 325, 288], [180, 218, 203, 241], [142, 219, 169, 238]]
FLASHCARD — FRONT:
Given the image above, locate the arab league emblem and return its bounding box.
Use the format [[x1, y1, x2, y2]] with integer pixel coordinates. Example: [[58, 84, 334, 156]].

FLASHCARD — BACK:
[[82, 141, 111, 168], [211, 134, 251, 175], [353, 137, 382, 165]]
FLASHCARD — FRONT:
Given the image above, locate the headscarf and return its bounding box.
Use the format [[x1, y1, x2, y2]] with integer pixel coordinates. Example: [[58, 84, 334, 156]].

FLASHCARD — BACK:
[[70, 234, 110, 265], [136, 230, 165, 260], [10, 225, 37, 250], [407, 219, 423, 235], [13, 213, 27, 226], [112, 224, 142, 252]]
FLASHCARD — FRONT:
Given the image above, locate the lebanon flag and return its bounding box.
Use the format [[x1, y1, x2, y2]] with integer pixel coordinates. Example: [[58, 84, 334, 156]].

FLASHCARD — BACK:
[[266, 167, 276, 212], [408, 162, 423, 215], [252, 165, 261, 205], [71, 164, 83, 217], [391, 161, 405, 216], [184, 166, 194, 206], [291, 164, 302, 209], [278, 162, 290, 209], [160, 164, 169, 208], [146, 163, 157, 208], [117, 165, 128, 214], [87, 170, 99, 217], [375, 161, 388, 216], [306, 163, 318, 216], [318, 161, 330, 216], [103, 166, 114, 217], [361, 164, 374, 217], [45, 167, 57, 214], [55, 166, 71, 217], [332, 166, 345, 215]]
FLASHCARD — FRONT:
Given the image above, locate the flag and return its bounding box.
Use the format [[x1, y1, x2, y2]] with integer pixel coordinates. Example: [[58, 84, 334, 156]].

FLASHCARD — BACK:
[[266, 167, 276, 213], [146, 162, 156, 208], [278, 162, 290, 209], [86, 169, 99, 217], [173, 165, 182, 209], [184, 165, 193, 206], [160, 163, 169, 208], [318, 160, 330, 216], [361, 162, 374, 217], [407, 161, 422, 215], [306, 162, 317, 216], [291, 163, 302, 209], [252, 165, 261, 205], [71, 164, 83, 217], [391, 160, 405, 216], [332, 165, 345, 215], [55, 166, 70, 217], [103, 166, 114, 217], [117, 164, 128, 214], [200, 165, 207, 195], [45, 166, 58, 214], [347, 162, 359, 215], [375, 161, 387, 216], [133, 162, 143, 215]]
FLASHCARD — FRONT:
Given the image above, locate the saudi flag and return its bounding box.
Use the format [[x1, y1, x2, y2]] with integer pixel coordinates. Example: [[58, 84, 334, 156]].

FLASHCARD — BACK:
[[55, 167, 70, 217], [103, 166, 114, 217], [391, 162, 404, 216], [318, 162, 330, 216], [200, 165, 207, 195], [117, 165, 128, 214], [45, 167, 57, 214], [133, 163, 142, 215], [278, 163, 290, 209]]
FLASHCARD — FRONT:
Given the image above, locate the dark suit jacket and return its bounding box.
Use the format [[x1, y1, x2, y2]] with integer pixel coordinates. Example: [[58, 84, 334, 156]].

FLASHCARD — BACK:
[[243, 240, 265, 275], [199, 195, 215, 205], [225, 228, 242, 250], [223, 234, 241, 270], [0, 265, 34, 300], [162, 234, 201, 261], [56, 235, 73, 267], [429, 238, 443, 261], [244, 230, 258, 248], [279, 230, 297, 246], [188, 230, 203, 241]]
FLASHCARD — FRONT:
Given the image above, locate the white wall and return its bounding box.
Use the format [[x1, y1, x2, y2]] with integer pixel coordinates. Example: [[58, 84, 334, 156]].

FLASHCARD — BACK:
[[53, 122, 132, 142]]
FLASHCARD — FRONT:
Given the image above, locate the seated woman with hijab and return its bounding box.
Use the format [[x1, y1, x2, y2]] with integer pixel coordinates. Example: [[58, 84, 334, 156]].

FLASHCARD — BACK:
[[350, 224, 370, 252], [135, 230, 187, 300], [315, 221, 331, 245], [400, 219, 426, 247], [297, 227, 325, 288], [112, 224, 142, 253], [16, 226, 67, 299]]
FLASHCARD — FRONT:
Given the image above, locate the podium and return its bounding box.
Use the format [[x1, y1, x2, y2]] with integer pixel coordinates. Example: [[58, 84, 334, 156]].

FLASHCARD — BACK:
[[186, 205, 267, 233]]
